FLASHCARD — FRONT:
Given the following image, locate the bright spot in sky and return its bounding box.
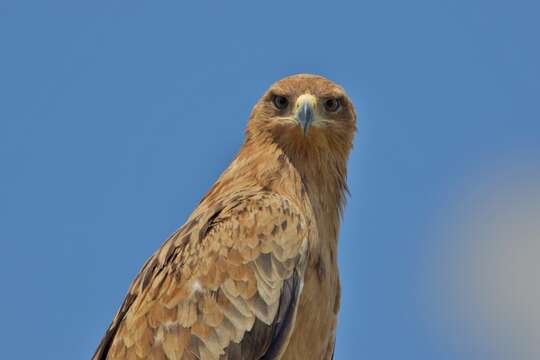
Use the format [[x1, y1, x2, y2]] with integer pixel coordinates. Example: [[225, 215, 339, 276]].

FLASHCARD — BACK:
[[427, 165, 540, 359]]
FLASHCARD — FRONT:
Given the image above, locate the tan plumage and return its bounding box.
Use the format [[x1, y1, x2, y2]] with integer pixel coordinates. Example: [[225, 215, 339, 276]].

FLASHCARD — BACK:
[[93, 74, 356, 360]]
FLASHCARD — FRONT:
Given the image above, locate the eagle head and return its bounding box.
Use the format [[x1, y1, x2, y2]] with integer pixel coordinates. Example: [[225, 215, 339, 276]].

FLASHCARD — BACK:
[[247, 74, 356, 156]]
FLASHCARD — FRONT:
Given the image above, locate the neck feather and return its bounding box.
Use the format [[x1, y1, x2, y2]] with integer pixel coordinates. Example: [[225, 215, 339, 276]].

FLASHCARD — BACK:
[[201, 135, 349, 256]]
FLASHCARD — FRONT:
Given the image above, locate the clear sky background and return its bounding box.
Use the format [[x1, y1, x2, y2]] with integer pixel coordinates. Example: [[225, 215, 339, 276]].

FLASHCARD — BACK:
[[1, 1, 539, 359]]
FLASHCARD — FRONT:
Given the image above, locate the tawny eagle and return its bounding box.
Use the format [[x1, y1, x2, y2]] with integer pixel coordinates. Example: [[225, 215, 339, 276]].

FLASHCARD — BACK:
[[93, 74, 356, 360]]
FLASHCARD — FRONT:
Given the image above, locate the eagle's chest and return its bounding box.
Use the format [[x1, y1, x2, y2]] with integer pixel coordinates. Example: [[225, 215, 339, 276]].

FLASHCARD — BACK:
[[282, 254, 340, 360]]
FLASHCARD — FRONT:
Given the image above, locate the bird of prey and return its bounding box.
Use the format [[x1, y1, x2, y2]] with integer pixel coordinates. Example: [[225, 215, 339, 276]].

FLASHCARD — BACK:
[[93, 74, 356, 360]]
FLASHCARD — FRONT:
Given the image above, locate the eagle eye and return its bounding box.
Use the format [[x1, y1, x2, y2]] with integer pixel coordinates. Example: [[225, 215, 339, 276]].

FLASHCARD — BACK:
[[324, 98, 341, 113], [272, 95, 289, 110]]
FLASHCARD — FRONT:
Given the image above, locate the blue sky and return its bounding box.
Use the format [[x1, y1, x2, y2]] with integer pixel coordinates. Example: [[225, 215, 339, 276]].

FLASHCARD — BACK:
[[1, 1, 539, 359]]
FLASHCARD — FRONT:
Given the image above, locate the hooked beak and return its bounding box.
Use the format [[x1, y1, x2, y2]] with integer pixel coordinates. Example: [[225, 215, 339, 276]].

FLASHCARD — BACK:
[[295, 94, 316, 136]]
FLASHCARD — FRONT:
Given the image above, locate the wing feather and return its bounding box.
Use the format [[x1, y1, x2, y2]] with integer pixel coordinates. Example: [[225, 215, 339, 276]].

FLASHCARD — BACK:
[[93, 192, 308, 360]]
